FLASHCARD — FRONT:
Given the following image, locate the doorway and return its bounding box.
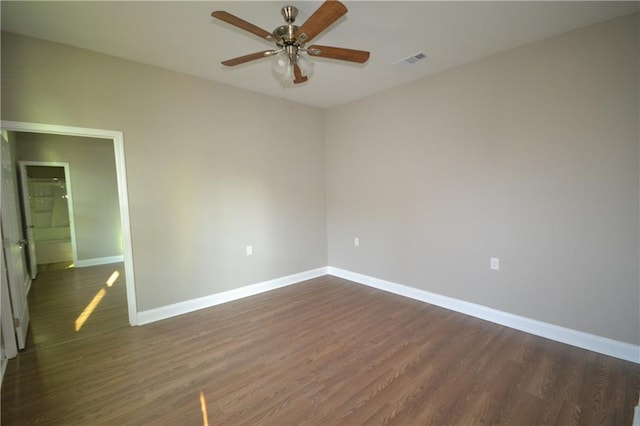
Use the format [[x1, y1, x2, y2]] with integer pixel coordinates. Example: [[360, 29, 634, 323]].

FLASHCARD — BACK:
[[0, 121, 138, 328], [19, 162, 78, 277]]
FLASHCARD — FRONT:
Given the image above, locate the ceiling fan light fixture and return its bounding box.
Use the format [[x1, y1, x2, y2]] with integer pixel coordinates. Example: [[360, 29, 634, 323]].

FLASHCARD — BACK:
[[283, 64, 295, 81], [273, 48, 310, 82], [296, 53, 314, 77], [273, 53, 290, 76]]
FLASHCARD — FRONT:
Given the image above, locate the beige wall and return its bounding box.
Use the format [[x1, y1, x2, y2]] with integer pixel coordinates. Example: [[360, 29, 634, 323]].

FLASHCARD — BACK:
[[1, 32, 327, 311], [326, 14, 639, 345], [2, 13, 637, 345], [15, 133, 122, 261]]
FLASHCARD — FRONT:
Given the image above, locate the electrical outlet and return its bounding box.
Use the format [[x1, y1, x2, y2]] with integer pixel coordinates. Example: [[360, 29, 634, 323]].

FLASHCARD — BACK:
[[354, 237, 360, 247], [246, 245, 253, 256], [490, 257, 499, 270]]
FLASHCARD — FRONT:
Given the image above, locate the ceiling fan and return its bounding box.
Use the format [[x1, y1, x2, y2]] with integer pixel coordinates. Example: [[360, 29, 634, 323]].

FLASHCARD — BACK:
[[211, 0, 370, 84]]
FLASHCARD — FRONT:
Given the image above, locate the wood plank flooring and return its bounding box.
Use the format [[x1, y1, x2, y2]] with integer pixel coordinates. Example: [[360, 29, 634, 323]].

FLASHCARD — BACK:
[[2, 271, 639, 425], [23, 263, 128, 352]]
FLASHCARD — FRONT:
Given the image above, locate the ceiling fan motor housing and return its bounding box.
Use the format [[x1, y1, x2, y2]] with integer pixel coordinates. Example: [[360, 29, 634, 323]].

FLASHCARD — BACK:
[[274, 5, 306, 49], [274, 6, 303, 65], [281, 5, 298, 23], [273, 24, 300, 47]]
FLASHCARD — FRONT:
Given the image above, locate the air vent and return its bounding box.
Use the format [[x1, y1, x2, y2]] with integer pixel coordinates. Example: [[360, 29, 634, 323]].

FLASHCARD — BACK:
[[395, 52, 427, 67]]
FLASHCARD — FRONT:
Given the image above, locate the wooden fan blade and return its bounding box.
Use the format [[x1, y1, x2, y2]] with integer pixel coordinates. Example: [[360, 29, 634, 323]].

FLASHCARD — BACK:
[[221, 50, 277, 66], [212, 11, 273, 41], [295, 1, 348, 44], [293, 64, 308, 84], [307, 45, 370, 63]]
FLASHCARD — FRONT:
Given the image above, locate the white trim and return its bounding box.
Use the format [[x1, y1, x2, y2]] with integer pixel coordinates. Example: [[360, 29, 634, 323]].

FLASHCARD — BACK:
[[0, 260, 18, 360], [137, 267, 328, 325], [328, 267, 640, 364], [1, 121, 139, 325], [75, 255, 124, 268]]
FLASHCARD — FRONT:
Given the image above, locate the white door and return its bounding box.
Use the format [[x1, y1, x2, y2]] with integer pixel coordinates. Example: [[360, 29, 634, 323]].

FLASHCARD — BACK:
[[19, 163, 39, 279], [1, 133, 30, 349], [19, 161, 78, 273], [1, 242, 19, 362]]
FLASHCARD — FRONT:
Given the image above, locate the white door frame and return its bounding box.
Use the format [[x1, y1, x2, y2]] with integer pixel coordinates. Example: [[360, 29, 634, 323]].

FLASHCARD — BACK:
[[1, 222, 19, 361], [1, 121, 139, 326], [1, 253, 19, 383], [19, 161, 79, 278], [1, 132, 31, 348]]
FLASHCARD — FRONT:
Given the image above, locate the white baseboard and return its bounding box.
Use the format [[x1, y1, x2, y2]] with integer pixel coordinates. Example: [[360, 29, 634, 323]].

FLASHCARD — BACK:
[[136, 267, 328, 325], [328, 267, 640, 364], [75, 255, 124, 268]]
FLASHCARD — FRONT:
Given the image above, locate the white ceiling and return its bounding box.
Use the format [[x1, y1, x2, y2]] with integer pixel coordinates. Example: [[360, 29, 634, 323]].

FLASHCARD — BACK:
[[2, 1, 638, 108]]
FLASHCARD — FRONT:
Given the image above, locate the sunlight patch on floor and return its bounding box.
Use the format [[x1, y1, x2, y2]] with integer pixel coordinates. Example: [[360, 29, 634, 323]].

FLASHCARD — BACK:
[[74, 289, 106, 331], [37, 261, 75, 272], [74, 270, 121, 331], [200, 391, 209, 426], [106, 270, 120, 287]]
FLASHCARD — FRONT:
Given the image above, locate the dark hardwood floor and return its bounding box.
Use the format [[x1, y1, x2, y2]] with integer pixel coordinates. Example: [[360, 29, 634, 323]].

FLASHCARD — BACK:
[[2, 270, 639, 425], [23, 262, 128, 352]]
